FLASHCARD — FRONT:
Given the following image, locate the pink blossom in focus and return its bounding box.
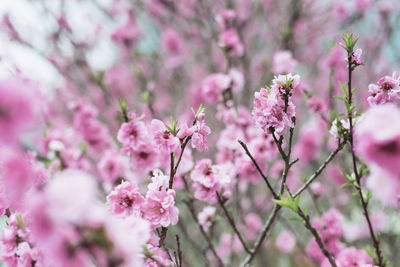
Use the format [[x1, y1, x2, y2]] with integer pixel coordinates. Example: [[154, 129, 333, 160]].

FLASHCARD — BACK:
[[190, 159, 232, 204], [97, 150, 125, 182], [143, 189, 179, 227], [150, 119, 180, 154], [107, 181, 145, 217]]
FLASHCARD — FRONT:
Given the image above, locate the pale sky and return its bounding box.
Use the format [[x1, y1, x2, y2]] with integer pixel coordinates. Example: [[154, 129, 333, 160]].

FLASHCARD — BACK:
[[0, 0, 117, 92]]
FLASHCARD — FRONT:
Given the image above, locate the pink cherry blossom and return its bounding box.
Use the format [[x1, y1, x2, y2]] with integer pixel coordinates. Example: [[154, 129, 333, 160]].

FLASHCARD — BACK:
[[143, 189, 179, 227], [107, 181, 145, 217], [150, 119, 180, 154]]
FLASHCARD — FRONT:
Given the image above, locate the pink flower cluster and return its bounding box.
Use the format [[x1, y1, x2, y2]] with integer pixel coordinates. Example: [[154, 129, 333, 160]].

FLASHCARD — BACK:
[[107, 170, 179, 228], [190, 159, 233, 204], [216, 10, 244, 57], [252, 74, 299, 136]]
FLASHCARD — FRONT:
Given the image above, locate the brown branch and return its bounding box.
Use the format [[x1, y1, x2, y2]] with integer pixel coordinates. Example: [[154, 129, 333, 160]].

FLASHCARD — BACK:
[[294, 141, 345, 197], [238, 140, 278, 199], [345, 50, 385, 266], [216, 192, 251, 254]]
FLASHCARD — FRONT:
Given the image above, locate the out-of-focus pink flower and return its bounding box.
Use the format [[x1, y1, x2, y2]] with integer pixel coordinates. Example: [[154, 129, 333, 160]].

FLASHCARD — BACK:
[[0, 77, 40, 144], [107, 181, 145, 217], [104, 65, 135, 95], [0, 148, 34, 208], [215, 9, 236, 30], [45, 169, 99, 224], [228, 68, 244, 93], [354, 0, 373, 13], [321, 247, 373, 267], [111, 13, 141, 47], [366, 165, 400, 207], [218, 29, 244, 57], [198, 206, 216, 231], [143, 189, 179, 227], [201, 73, 231, 104], [276, 230, 296, 253], [244, 213, 263, 240], [311, 182, 326, 196], [161, 27, 185, 68], [307, 95, 327, 113], [104, 216, 150, 267], [355, 104, 400, 174], [272, 50, 297, 74], [293, 120, 323, 163], [97, 150, 125, 182], [190, 159, 232, 203], [314, 208, 344, 240]]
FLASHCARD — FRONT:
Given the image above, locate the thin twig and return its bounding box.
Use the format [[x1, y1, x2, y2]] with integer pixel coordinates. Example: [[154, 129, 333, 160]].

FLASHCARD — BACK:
[[294, 141, 345, 197], [216, 192, 251, 254], [182, 177, 224, 267], [238, 140, 278, 199], [239, 205, 281, 267], [345, 51, 385, 266]]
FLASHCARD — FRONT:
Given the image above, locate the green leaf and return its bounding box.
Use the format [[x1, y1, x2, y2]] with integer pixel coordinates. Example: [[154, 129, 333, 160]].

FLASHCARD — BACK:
[[140, 91, 150, 103], [16, 214, 26, 230], [333, 96, 345, 101], [340, 183, 353, 189], [288, 216, 304, 223], [340, 82, 348, 98]]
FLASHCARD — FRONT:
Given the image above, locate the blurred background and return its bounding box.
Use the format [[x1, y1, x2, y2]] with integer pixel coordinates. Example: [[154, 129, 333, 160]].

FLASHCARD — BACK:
[[0, 0, 400, 266]]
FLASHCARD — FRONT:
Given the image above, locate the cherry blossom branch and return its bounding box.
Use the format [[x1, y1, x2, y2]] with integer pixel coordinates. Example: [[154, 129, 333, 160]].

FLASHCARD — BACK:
[[241, 115, 297, 266], [239, 205, 281, 267], [238, 140, 278, 199], [160, 136, 192, 247], [344, 45, 385, 266], [182, 177, 224, 267], [216, 192, 251, 254], [175, 235, 183, 267], [296, 205, 337, 266], [241, 122, 344, 266], [294, 141, 345, 197]]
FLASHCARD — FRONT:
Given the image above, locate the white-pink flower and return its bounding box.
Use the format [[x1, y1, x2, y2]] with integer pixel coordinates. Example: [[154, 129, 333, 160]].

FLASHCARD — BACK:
[[107, 181, 145, 217], [143, 189, 179, 227]]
